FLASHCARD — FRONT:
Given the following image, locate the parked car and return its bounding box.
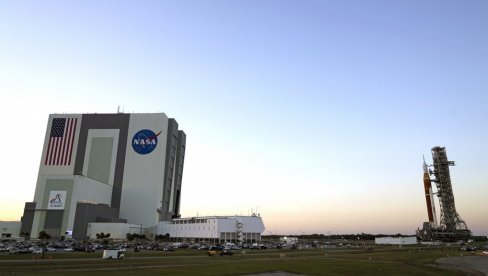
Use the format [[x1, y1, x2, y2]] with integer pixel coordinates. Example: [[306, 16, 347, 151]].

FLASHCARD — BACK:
[[219, 249, 233, 256], [102, 249, 124, 260], [250, 243, 260, 250], [207, 246, 224, 256]]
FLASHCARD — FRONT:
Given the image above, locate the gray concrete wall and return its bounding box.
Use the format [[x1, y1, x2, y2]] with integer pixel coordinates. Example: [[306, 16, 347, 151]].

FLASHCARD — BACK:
[[160, 119, 179, 221], [72, 203, 120, 240], [73, 114, 130, 212], [20, 202, 36, 237], [173, 130, 186, 217]]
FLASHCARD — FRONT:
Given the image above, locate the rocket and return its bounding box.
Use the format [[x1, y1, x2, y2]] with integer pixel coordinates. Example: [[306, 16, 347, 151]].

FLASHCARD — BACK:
[[423, 156, 438, 228]]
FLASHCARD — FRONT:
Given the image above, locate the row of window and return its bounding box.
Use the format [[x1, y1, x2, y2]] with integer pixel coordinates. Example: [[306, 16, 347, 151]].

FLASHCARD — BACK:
[[171, 219, 211, 224], [168, 225, 215, 231]]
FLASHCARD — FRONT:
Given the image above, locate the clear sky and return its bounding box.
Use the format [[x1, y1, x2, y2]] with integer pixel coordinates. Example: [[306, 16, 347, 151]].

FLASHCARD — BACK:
[[1, 1, 487, 235]]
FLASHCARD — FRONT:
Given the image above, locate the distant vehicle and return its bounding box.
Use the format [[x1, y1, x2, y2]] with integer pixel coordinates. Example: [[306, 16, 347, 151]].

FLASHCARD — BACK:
[[46, 247, 57, 252], [102, 249, 124, 260], [199, 245, 210, 250], [10, 248, 30, 254], [207, 246, 224, 256], [64, 248, 74, 252], [219, 249, 233, 256], [92, 244, 103, 250], [482, 251, 488, 256]]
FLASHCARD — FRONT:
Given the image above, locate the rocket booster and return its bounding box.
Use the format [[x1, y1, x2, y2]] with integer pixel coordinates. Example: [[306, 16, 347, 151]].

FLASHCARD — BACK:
[[423, 157, 437, 227]]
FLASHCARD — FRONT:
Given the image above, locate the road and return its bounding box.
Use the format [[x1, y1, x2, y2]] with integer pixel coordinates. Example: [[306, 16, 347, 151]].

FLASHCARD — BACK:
[[437, 256, 488, 275]]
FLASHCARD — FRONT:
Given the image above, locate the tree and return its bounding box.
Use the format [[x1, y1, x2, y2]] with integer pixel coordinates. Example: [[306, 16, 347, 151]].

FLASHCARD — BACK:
[[38, 231, 51, 240], [154, 233, 170, 241], [96, 232, 111, 239], [128, 233, 147, 241]]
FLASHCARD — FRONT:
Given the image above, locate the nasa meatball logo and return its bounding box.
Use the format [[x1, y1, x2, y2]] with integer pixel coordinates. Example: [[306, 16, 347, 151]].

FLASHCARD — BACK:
[[132, 129, 162, 155]]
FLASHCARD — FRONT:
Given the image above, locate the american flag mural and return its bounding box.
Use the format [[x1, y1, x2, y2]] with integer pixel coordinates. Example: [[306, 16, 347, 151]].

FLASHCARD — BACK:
[[44, 117, 78, 166]]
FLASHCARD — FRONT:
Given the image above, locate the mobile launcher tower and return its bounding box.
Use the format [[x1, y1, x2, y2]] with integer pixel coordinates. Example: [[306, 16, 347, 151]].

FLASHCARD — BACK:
[[417, 146, 471, 242]]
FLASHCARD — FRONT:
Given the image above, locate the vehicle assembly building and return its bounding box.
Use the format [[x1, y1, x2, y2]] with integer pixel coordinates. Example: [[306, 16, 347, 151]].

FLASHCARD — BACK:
[[19, 113, 186, 240], [417, 146, 471, 241]]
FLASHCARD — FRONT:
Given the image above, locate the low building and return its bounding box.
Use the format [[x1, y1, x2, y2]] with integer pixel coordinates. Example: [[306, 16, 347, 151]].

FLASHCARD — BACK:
[[157, 215, 265, 244], [375, 236, 417, 245], [280, 236, 298, 246], [0, 221, 21, 241], [86, 222, 145, 240]]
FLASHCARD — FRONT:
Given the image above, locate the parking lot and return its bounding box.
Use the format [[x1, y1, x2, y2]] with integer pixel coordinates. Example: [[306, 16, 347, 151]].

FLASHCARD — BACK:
[[2, 239, 488, 275]]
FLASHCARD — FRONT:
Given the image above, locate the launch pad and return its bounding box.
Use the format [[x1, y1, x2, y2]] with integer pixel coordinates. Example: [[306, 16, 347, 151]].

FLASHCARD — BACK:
[[417, 146, 471, 242]]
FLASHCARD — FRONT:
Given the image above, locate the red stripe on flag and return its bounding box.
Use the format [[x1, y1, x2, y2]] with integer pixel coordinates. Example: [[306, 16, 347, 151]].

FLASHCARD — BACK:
[[60, 118, 70, 165], [45, 137, 53, 165], [56, 137, 63, 165], [49, 138, 56, 165], [57, 137, 62, 165], [65, 118, 76, 165], [67, 118, 77, 165], [53, 137, 63, 165], [51, 138, 58, 166], [63, 119, 72, 165], [60, 119, 68, 165]]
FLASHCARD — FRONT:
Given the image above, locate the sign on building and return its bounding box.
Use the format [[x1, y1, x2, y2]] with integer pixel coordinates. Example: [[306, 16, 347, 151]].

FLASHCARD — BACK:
[[48, 191, 67, 210]]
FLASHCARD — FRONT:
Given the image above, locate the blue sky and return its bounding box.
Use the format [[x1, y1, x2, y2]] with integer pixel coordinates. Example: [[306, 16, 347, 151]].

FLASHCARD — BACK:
[[1, 1, 487, 235]]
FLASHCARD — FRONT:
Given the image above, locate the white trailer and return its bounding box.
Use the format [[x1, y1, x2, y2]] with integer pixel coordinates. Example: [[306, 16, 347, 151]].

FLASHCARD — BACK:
[[102, 249, 124, 259]]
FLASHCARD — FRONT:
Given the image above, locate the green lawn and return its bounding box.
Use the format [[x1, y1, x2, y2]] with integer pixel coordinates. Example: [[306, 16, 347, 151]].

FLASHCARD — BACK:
[[0, 247, 469, 275]]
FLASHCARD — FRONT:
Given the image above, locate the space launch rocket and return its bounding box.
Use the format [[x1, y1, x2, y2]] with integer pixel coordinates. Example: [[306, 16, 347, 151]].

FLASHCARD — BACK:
[[423, 157, 438, 228]]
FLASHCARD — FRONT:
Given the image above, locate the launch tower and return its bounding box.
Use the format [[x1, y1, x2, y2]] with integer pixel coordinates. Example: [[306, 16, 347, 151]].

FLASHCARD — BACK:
[[417, 146, 471, 242]]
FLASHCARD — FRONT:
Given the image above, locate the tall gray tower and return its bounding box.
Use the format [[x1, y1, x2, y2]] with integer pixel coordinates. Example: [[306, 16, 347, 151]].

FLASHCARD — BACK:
[[418, 146, 470, 241], [430, 147, 470, 235]]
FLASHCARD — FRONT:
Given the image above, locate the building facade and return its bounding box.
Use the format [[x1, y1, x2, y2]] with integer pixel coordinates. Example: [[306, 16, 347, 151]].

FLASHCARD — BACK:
[[375, 236, 417, 245], [157, 215, 265, 244], [20, 113, 185, 240], [0, 221, 21, 241]]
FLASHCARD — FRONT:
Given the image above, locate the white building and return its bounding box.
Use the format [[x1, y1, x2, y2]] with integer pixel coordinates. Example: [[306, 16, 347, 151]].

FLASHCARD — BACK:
[[375, 236, 417, 245], [280, 236, 298, 246], [0, 221, 21, 241], [86, 222, 144, 240], [158, 215, 265, 244]]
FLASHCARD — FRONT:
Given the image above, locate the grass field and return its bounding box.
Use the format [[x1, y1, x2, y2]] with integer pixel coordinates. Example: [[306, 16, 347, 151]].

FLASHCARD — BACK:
[[0, 247, 474, 275]]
